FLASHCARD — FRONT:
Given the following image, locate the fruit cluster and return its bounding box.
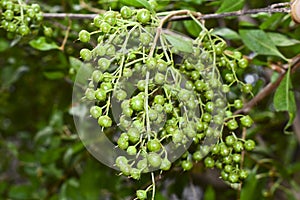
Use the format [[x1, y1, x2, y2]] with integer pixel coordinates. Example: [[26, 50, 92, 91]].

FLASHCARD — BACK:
[[78, 6, 255, 199], [0, 0, 43, 36]]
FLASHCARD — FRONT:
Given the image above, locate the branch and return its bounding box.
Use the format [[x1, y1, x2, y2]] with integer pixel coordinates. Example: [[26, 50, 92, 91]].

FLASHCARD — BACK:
[[42, 3, 291, 20]]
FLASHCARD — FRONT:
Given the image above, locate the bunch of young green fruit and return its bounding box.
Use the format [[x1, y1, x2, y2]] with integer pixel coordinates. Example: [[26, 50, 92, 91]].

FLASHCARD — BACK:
[[0, 0, 43, 36], [79, 6, 255, 199]]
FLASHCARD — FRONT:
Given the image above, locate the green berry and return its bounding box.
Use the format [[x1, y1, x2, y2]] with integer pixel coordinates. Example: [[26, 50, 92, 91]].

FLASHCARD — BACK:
[[238, 58, 248, 68], [117, 137, 129, 150], [85, 88, 95, 100], [98, 58, 111, 71], [100, 22, 111, 33], [233, 141, 244, 152], [227, 119, 238, 130], [234, 99, 243, 109], [90, 106, 102, 118], [116, 156, 128, 167], [204, 157, 215, 168], [240, 115, 253, 127], [181, 160, 193, 171], [79, 30, 90, 43], [137, 9, 151, 24], [80, 48, 92, 61], [131, 96, 144, 111], [127, 146, 137, 155], [98, 115, 112, 128], [92, 70, 103, 83], [160, 158, 171, 171], [95, 88, 107, 101], [242, 84, 252, 94], [244, 139, 255, 151], [127, 127, 140, 143], [225, 135, 236, 146], [104, 11, 117, 26], [136, 190, 147, 200], [120, 6, 132, 19], [147, 152, 162, 168], [228, 173, 239, 183], [147, 139, 161, 152]]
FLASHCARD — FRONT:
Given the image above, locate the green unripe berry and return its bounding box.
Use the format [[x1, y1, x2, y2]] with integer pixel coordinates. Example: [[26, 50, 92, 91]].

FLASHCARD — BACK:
[[18, 25, 30, 36], [244, 139, 255, 151], [115, 156, 128, 167], [181, 160, 193, 171], [79, 30, 90, 43], [233, 141, 244, 152], [80, 48, 92, 61], [127, 146, 137, 155], [127, 127, 140, 143], [95, 88, 107, 101], [117, 137, 129, 150], [204, 157, 215, 168], [242, 84, 252, 94], [225, 135, 236, 146], [131, 96, 144, 111], [240, 115, 253, 127], [147, 152, 162, 168], [85, 88, 95, 100], [147, 139, 161, 152], [136, 190, 147, 200], [90, 106, 102, 118], [120, 6, 132, 19], [160, 158, 171, 171], [98, 115, 112, 128], [137, 9, 151, 24], [227, 119, 238, 130]]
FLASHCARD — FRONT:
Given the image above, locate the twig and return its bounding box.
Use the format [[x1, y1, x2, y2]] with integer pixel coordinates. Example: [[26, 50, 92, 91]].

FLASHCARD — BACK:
[[43, 13, 97, 19], [42, 3, 291, 20], [59, 19, 72, 51]]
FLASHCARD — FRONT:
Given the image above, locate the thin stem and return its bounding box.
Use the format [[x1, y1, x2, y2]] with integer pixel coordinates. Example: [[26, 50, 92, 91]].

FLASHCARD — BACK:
[[42, 3, 291, 20], [59, 19, 71, 51], [151, 172, 156, 200]]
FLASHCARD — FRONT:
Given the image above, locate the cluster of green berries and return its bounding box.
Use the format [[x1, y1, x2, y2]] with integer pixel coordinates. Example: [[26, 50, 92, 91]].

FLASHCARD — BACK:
[[78, 6, 256, 199], [0, 0, 43, 36]]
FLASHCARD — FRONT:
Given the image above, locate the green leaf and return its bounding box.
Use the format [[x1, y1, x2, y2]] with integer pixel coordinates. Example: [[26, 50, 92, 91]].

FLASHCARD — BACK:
[[0, 38, 10, 52], [239, 29, 287, 60], [212, 28, 240, 40], [259, 13, 285, 30], [217, 0, 244, 13], [203, 186, 216, 200], [184, 20, 201, 37], [43, 71, 65, 79], [267, 32, 300, 47], [240, 172, 259, 200], [29, 37, 59, 51], [120, 0, 153, 12], [273, 68, 296, 133], [164, 32, 193, 53]]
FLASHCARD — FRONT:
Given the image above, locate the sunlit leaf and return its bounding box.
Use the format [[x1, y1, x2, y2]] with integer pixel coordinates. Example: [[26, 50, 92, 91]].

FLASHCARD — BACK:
[[213, 28, 240, 40], [164, 33, 193, 53], [239, 29, 287, 60], [29, 37, 59, 51], [267, 32, 300, 47]]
